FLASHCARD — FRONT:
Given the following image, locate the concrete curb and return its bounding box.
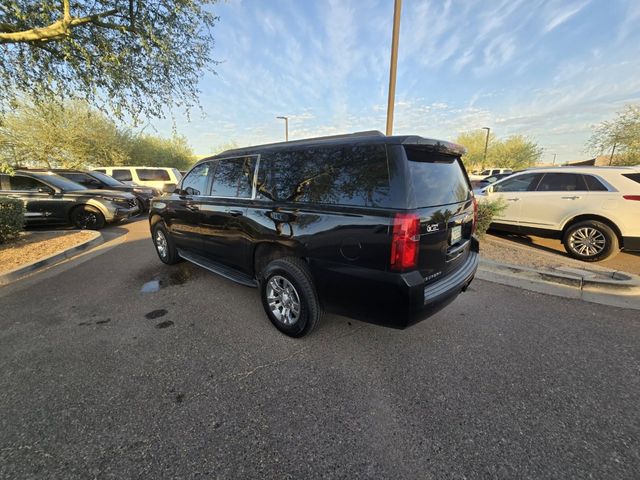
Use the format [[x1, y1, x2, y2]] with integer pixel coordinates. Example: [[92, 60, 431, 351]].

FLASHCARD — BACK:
[[0, 231, 104, 286], [478, 258, 640, 310]]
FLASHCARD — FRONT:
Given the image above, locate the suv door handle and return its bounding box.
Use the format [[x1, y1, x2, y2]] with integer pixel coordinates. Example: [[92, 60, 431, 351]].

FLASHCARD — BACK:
[[506, 198, 520, 202], [561, 196, 581, 200], [226, 209, 244, 217]]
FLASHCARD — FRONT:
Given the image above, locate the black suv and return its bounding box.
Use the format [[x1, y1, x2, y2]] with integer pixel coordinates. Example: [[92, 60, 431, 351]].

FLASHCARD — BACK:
[[51, 169, 159, 212], [149, 131, 479, 337], [0, 170, 139, 229]]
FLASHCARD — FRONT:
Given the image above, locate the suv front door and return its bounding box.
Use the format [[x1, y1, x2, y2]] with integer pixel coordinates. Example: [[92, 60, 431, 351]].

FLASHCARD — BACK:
[[166, 162, 212, 254], [1, 174, 66, 224], [490, 173, 542, 228]]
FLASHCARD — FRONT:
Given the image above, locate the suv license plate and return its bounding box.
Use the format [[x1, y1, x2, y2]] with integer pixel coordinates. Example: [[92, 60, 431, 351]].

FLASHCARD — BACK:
[[450, 225, 462, 245]]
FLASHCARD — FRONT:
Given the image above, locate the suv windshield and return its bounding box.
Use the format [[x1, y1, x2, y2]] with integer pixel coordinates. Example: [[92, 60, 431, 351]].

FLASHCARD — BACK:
[[404, 147, 470, 207], [89, 171, 125, 187], [35, 172, 87, 191]]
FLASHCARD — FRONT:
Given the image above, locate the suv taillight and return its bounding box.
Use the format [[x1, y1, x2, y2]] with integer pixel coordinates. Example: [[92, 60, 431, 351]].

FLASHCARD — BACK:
[[471, 194, 478, 234], [390, 213, 420, 271], [623, 195, 640, 201]]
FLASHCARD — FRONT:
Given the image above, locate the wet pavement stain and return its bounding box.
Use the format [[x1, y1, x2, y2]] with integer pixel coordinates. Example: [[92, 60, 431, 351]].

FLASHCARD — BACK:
[[175, 393, 185, 404], [156, 320, 174, 329], [95, 318, 111, 325], [145, 309, 168, 320], [139, 263, 201, 293], [78, 322, 91, 326]]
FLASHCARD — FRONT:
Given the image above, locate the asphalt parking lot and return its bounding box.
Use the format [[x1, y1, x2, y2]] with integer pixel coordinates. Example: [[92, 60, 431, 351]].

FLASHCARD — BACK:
[[1, 219, 639, 478]]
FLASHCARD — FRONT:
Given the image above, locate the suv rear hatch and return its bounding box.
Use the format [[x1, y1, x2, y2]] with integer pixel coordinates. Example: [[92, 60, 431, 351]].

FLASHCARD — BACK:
[[391, 146, 476, 284]]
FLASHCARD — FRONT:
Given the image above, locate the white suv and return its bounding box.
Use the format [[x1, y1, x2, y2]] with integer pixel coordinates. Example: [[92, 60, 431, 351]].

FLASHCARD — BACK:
[[92, 166, 182, 191], [469, 168, 513, 182], [481, 166, 640, 261]]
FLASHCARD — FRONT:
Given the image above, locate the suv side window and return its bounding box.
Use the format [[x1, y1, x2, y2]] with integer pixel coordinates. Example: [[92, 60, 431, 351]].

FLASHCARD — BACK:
[[138, 169, 170, 181], [257, 145, 389, 207], [8, 175, 46, 191], [210, 156, 256, 198], [62, 172, 99, 187], [494, 173, 540, 192], [536, 173, 587, 191], [112, 169, 133, 182], [182, 163, 211, 196]]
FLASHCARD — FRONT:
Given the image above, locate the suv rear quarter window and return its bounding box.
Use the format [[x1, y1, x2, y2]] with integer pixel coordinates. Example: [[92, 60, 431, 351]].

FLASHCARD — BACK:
[[257, 145, 390, 207]]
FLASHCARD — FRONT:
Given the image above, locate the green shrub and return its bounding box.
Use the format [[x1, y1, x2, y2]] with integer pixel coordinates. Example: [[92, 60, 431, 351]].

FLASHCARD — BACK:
[[476, 197, 506, 238], [0, 197, 25, 244]]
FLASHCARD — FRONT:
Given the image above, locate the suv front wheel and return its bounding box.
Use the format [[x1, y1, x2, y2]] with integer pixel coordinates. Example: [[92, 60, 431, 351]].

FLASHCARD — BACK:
[[563, 220, 619, 262], [260, 258, 322, 337], [152, 223, 181, 264]]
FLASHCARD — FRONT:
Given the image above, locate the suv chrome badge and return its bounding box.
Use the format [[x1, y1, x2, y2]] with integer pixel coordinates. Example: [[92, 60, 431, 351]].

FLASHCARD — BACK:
[[426, 224, 439, 232]]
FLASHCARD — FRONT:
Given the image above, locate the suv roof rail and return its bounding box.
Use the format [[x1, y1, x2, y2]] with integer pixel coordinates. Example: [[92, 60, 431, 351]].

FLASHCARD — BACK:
[[217, 130, 385, 155]]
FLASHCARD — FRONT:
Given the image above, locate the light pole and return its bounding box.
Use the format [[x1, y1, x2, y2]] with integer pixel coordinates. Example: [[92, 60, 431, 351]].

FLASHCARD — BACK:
[[276, 116, 289, 142], [385, 0, 402, 136], [481, 127, 490, 168], [553, 153, 557, 165]]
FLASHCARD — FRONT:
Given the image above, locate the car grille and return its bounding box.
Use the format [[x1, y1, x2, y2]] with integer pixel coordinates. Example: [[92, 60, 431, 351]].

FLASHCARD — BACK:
[[127, 198, 137, 208]]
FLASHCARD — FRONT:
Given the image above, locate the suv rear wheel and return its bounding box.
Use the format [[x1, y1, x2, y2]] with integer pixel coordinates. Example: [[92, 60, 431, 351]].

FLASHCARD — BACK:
[[260, 258, 322, 337], [563, 220, 619, 262], [152, 223, 181, 264]]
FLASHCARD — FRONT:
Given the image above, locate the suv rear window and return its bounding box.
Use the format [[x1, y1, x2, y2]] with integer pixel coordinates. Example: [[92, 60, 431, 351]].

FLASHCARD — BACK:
[[623, 173, 640, 184], [404, 147, 469, 207], [138, 169, 170, 181]]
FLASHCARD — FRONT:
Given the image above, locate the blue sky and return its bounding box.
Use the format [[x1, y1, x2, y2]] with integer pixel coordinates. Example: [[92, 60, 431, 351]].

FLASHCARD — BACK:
[[154, 0, 640, 162]]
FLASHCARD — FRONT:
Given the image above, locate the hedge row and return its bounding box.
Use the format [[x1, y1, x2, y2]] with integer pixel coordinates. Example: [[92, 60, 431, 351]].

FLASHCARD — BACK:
[[0, 197, 24, 243]]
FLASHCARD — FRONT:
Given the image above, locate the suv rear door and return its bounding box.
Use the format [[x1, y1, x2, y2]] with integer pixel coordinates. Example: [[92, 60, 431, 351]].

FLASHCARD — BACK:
[[401, 147, 475, 283]]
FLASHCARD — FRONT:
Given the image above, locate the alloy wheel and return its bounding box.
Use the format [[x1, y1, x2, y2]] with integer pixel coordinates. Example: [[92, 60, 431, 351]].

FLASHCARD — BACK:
[[266, 275, 301, 325], [569, 227, 606, 257]]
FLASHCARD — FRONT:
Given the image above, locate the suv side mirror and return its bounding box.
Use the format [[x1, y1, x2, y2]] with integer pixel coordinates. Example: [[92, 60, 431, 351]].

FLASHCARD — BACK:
[[162, 183, 177, 194], [486, 185, 495, 194], [38, 186, 54, 195]]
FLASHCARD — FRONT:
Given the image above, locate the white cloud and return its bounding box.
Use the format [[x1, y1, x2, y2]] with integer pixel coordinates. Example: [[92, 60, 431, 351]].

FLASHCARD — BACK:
[[542, 0, 591, 33]]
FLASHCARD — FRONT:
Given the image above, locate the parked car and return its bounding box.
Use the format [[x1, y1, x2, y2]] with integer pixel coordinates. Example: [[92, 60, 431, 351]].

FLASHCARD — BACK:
[[91, 166, 182, 191], [479, 166, 640, 261], [51, 169, 160, 212], [149, 131, 479, 337], [0, 170, 139, 229], [472, 171, 515, 192], [468, 167, 513, 182]]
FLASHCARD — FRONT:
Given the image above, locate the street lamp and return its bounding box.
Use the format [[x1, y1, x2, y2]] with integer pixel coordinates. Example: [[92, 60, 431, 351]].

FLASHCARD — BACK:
[[481, 127, 490, 168], [276, 116, 289, 142], [385, 0, 402, 136], [553, 153, 557, 165]]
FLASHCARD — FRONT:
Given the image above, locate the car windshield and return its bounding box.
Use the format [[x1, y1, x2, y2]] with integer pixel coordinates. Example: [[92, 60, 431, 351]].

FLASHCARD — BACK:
[[37, 172, 87, 191], [89, 171, 124, 187]]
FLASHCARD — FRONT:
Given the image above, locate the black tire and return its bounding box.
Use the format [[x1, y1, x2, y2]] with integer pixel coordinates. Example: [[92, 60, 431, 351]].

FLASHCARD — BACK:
[[563, 220, 620, 262], [152, 223, 181, 264], [70, 205, 105, 230], [260, 257, 322, 337]]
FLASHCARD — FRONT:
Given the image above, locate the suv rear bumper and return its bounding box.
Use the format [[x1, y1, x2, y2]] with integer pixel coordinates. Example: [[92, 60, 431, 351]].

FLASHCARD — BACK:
[[311, 238, 479, 329]]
